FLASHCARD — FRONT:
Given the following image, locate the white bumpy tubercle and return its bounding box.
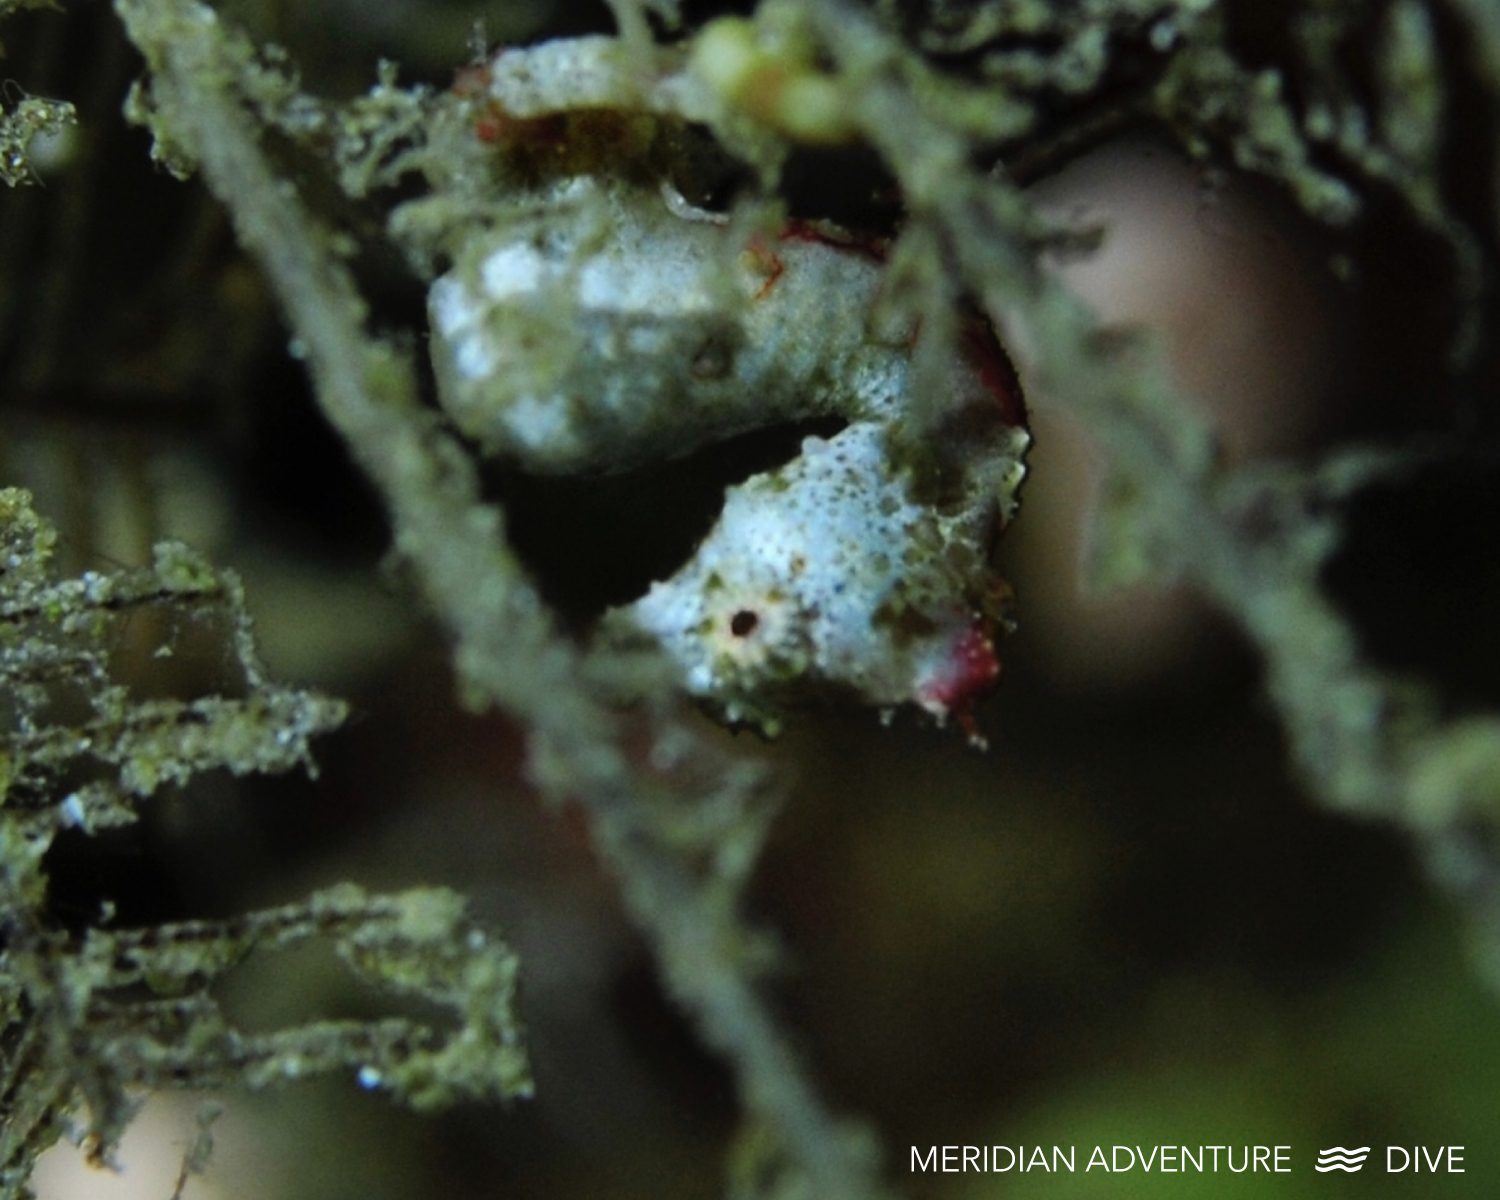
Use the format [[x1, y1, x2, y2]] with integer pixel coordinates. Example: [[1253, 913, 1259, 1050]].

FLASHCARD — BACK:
[[618, 418, 1028, 733], [428, 177, 910, 472]]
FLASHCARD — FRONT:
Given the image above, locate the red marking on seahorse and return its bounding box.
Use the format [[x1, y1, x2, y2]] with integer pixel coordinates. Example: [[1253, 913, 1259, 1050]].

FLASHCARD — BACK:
[[916, 619, 1001, 738], [960, 317, 1027, 429]]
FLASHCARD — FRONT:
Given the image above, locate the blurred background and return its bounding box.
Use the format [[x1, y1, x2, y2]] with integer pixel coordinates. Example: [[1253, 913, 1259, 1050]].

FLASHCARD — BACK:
[[6, 0, 1500, 1197]]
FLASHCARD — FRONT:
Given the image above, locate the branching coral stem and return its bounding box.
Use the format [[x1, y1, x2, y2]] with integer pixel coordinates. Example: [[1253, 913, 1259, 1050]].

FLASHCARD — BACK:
[[112, 0, 888, 1192], [806, 0, 1500, 933]]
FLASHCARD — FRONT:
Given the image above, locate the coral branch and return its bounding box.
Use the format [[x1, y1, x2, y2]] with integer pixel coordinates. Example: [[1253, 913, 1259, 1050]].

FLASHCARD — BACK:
[[0, 481, 527, 1196], [112, 1, 891, 1193], [806, 0, 1500, 957]]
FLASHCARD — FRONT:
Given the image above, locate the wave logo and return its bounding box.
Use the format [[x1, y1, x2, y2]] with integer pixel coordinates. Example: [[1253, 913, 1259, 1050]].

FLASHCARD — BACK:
[[1315, 1146, 1371, 1173]]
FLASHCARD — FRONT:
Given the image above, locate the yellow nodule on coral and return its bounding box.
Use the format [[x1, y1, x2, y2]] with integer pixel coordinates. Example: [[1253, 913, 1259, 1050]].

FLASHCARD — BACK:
[[690, 17, 857, 145]]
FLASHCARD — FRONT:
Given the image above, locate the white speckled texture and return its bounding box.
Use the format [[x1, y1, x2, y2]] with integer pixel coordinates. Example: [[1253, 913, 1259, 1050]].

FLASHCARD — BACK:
[[428, 178, 910, 472], [427, 46, 1028, 729], [624, 419, 1027, 728]]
